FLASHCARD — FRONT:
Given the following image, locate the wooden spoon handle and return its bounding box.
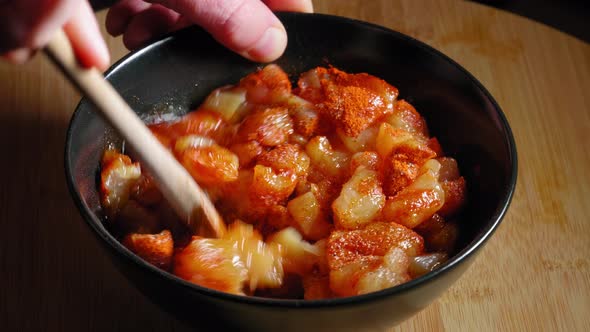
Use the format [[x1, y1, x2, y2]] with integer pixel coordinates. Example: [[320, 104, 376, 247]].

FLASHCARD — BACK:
[[45, 29, 226, 238]]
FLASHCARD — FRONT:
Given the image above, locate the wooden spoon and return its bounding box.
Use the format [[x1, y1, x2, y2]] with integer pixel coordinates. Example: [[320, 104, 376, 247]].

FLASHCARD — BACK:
[[45, 29, 226, 238]]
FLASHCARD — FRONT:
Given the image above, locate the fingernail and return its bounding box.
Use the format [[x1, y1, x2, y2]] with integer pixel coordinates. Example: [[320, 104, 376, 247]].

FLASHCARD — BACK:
[[245, 26, 287, 63]]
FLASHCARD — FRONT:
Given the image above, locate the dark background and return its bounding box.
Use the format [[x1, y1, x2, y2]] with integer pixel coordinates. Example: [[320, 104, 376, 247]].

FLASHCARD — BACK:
[[470, 0, 588, 42], [90, 0, 589, 43]]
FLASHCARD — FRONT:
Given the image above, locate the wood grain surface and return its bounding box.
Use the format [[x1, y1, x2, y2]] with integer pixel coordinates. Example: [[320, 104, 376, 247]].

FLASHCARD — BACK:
[[1, 1, 588, 331]]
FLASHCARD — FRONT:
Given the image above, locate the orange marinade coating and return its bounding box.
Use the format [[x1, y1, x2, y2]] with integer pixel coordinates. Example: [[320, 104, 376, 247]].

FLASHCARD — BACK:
[[149, 110, 229, 147], [384, 143, 437, 197], [122, 230, 174, 270], [239, 64, 292, 104], [297, 67, 398, 137], [384, 154, 420, 197], [327, 222, 424, 270]]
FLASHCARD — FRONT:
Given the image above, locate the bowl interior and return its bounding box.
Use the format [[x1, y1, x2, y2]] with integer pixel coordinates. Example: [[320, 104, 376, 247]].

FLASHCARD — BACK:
[[66, 13, 516, 305]]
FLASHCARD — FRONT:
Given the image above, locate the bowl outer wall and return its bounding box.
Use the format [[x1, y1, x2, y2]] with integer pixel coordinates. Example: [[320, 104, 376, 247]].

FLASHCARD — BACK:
[[65, 12, 517, 331]]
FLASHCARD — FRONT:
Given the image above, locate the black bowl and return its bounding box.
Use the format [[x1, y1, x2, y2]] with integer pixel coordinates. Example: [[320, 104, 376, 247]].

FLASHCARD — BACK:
[[66, 13, 517, 331]]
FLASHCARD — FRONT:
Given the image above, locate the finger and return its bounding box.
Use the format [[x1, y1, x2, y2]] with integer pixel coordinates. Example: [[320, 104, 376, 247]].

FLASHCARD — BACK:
[[122, 4, 181, 50], [106, 0, 151, 36], [64, 1, 110, 70], [0, 0, 80, 52], [263, 0, 313, 13], [2, 48, 33, 64], [28, 0, 80, 49], [171, 15, 193, 31], [147, 0, 287, 63]]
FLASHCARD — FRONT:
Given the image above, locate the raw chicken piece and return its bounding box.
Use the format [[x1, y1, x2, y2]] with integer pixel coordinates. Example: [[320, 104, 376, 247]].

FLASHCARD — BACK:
[[327, 222, 424, 297], [236, 107, 294, 147], [174, 236, 247, 295], [100, 149, 141, 218], [382, 159, 445, 228], [123, 230, 174, 270], [332, 167, 385, 230]]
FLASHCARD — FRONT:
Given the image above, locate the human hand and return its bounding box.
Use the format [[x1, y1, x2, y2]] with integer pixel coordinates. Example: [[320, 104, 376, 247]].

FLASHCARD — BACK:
[[106, 0, 313, 63], [0, 0, 110, 70]]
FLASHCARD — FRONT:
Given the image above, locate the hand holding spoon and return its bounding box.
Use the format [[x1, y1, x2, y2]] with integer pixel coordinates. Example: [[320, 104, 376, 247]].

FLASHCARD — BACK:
[[45, 29, 227, 238]]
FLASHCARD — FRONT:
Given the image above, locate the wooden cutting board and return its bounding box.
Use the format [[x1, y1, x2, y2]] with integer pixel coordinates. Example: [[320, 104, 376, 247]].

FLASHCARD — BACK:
[[0, 0, 588, 331]]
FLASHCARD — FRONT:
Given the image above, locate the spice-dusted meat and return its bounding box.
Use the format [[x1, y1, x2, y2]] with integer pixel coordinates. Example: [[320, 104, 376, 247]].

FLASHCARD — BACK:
[[99, 65, 466, 299], [236, 107, 294, 147], [149, 110, 230, 147], [297, 67, 398, 137], [100, 149, 141, 219], [385, 99, 429, 137], [381, 159, 446, 229], [173, 236, 248, 295], [327, 222, 424, 296], [178, 144, 239, 186], [240, 64, 292, 104], [332, 167, 385, 230], [123, 230, 174, 270]]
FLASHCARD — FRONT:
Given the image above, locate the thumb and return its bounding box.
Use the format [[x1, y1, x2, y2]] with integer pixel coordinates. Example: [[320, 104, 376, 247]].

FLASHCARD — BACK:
[[147, 0, 287, 63]]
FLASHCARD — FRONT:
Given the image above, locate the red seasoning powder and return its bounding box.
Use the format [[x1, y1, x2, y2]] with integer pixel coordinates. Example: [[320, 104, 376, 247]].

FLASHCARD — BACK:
[[310, 67, 397, 137]]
